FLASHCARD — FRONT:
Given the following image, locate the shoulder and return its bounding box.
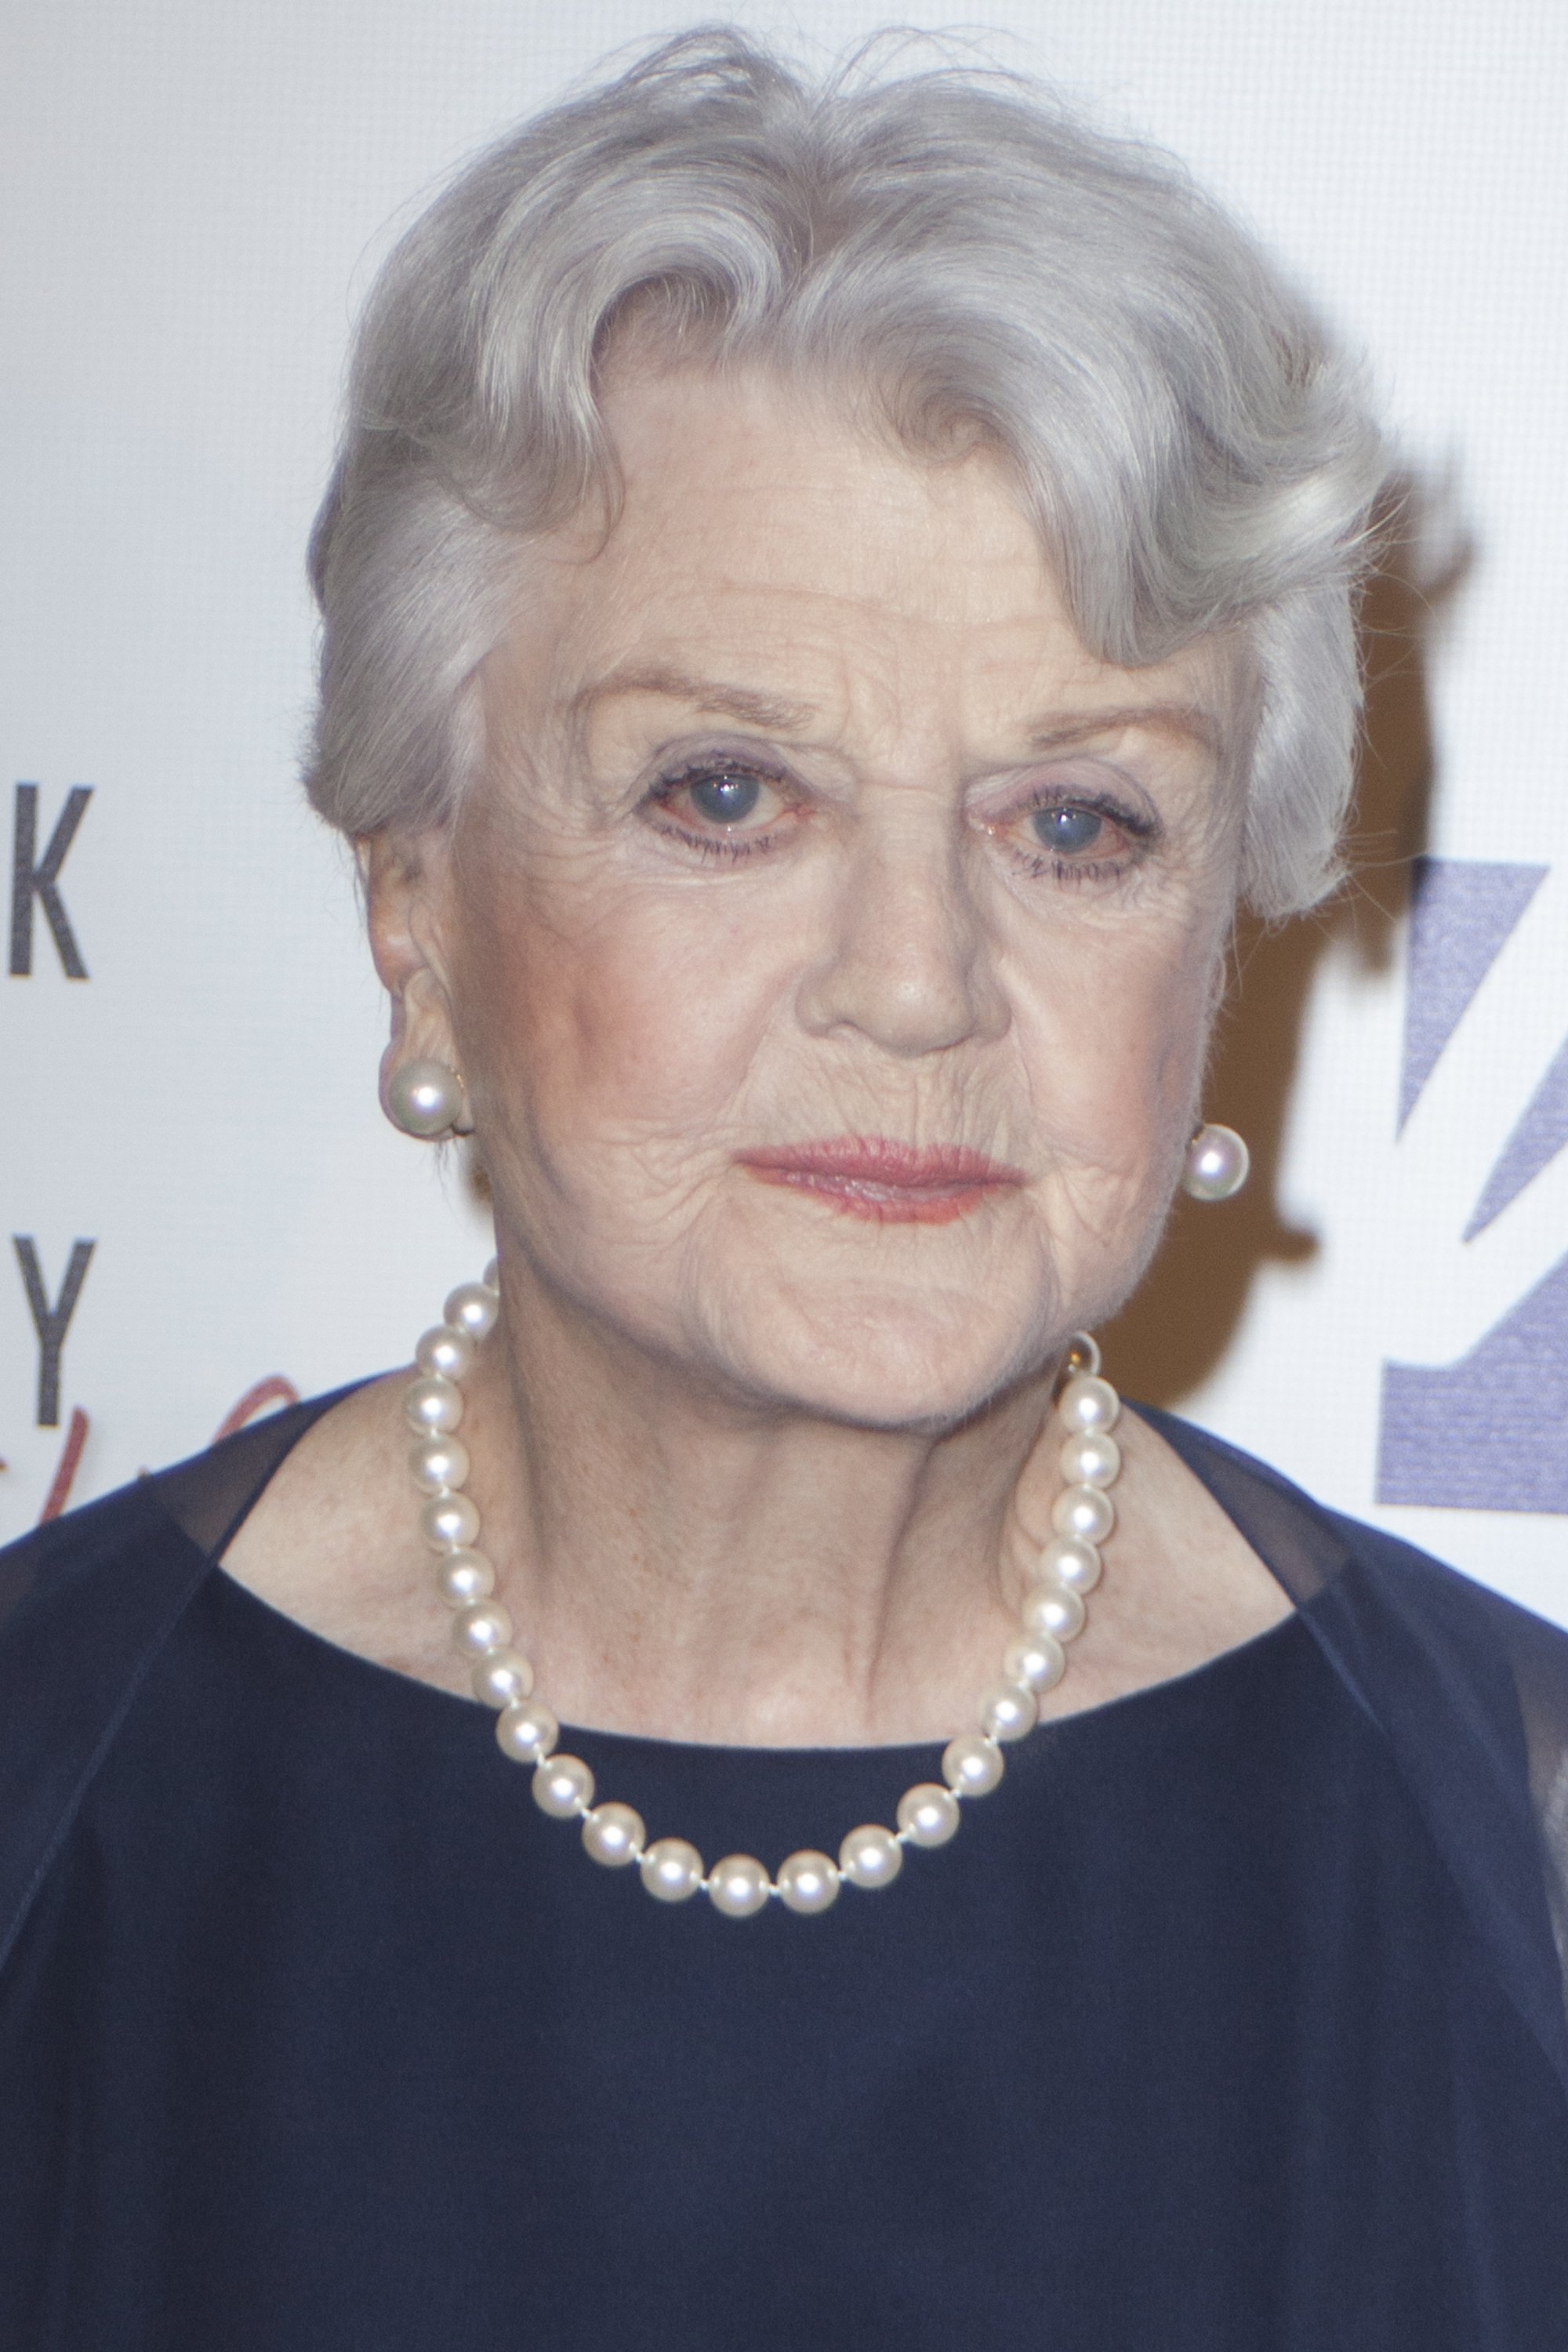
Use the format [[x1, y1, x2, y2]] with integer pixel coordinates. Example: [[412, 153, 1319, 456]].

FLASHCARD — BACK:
[[0, 1392, 353, 1976], [0, 1473, 212, 1973], [1138, 1398, 1568, 1652], [1144, 1406, 1568, 2091], [1139, 1399, 1568, 1804], [217, 1370, 460, 1688], [0, 1472, 201, 1686], [0, 1388, 356, 1678]]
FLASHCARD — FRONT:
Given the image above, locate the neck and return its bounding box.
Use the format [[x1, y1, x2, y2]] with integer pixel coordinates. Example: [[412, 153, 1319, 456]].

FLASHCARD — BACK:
[[459, 1263, 1060, 1746]]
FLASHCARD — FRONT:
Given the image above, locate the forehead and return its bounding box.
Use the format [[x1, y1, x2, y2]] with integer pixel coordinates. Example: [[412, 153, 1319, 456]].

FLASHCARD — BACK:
[[489, 364, 1238, 742]]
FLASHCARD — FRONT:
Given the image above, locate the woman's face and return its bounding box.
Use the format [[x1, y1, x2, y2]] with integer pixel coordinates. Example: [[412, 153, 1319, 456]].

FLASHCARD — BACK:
[[395, 366, 1247, 1428]]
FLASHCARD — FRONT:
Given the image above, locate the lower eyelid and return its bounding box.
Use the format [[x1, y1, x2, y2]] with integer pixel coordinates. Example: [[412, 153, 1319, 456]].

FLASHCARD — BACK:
[[1018, 851, 1128, 885], [646, 813, 779, 861]]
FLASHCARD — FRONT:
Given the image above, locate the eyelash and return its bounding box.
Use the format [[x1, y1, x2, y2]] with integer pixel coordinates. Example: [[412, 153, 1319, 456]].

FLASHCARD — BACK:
[[641, 760, 797, 861], [639, 760, 1157, 880], [1010, 798, 1159, 888]]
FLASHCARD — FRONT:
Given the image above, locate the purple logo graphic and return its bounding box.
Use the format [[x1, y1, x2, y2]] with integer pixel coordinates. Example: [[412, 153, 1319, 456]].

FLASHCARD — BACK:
[[1380, 1251, 1568, 1512], [1377, 858, 1568, 1512], [1396, 857, 1545, 1131], [1464, 1032, 1568, 1240]]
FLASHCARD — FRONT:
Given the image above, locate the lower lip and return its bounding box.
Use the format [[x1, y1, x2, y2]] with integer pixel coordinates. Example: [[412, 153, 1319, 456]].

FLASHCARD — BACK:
[[740, 1165, 1017, 1225]]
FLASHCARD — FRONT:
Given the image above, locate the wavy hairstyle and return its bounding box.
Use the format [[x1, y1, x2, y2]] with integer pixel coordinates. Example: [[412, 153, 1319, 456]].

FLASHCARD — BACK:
[[305, 27, 1387, 916]]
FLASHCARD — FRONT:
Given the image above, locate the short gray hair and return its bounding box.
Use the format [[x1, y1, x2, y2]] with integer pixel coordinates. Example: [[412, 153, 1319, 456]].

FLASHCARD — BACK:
[[306, 26, 1387, 916]]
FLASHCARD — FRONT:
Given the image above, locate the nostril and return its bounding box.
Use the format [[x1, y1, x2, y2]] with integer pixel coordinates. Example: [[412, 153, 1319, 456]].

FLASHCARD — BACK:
[[791, 833, 1007, 1053], [797, 928, 1000, 1054]]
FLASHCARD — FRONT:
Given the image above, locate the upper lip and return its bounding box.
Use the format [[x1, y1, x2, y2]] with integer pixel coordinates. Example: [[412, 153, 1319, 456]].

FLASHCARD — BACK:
[[734, 1136, 1025, 1188]]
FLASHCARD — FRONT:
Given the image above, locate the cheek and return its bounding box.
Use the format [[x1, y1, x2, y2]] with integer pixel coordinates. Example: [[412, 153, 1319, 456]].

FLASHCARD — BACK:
[[1113, 938, 1214, 1105], [455, 866, 787, 1144], [1014, 915, 1218, 1171]]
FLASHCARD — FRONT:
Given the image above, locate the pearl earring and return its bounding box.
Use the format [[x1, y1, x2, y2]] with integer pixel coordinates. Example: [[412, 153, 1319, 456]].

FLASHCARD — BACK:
[[1181, 1123, 1249, 1201], [386, 1058, 470, 1140]]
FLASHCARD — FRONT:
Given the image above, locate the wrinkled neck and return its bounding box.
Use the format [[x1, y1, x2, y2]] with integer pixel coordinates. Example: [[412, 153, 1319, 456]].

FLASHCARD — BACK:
[[456, 1265, 1058, 1745]]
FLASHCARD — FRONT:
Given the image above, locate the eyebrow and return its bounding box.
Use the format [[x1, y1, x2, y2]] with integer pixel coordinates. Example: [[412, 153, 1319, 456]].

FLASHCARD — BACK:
[[573, 666, 1221, 757], [1026, 702, 1223, 756], [569, 663, 816, 734]]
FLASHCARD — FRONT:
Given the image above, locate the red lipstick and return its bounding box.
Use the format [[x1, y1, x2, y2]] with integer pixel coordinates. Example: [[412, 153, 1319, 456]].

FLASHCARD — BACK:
[[735, 1136, 1025, 1225]]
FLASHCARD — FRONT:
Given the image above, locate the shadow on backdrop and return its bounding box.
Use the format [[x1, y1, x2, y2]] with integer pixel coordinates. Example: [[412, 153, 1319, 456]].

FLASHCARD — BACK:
[[1104, 477, 1468, 1406]]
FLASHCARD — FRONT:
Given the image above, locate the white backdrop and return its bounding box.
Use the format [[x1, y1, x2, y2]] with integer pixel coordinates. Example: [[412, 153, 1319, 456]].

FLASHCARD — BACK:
[[4, 1, 1566, 1620]]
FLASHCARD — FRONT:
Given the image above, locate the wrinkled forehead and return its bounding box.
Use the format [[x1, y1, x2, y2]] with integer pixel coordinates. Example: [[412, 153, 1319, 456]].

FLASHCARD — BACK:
[[483, 361, 1252, 768]]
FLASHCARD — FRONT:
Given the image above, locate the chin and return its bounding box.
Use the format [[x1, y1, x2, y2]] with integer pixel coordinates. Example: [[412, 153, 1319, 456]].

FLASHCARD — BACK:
[[708, 1283, 1053, 1433]]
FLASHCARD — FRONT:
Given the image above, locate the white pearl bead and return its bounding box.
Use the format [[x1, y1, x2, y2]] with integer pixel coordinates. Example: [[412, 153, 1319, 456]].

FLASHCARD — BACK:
[[1059, 1429, 1120, 1489], [776, 1849, 840, 1914], [1036, 1534, 1102, 1594], [483, 1258, 499, 1290], [403, 1374, 463, 1436], [707, 1855, 771, 1918], [1004, 1632, 1066, 1693], [387, 1058, 464, 1139], [435, 1548, 495, 1606], [896, 1783, 961, 1848], [414, 1326, 475, 1382], [1182, 1123, 1250, 1201], [838, 1824, 903, 1890], [1058, 1374, 1120, 1434], [471, 1646, 535, 1709], [495, 1697, 557, 1762], [582, 1802, 646, 1867], [1052, 1483, 1115, 1546], [942, 1733, 1004, 1798], [405, 1261, 1120, 1928], [978, 1679, 1038, 1742], [420, 1491, 481, 1552], [532, 1754, 595, 1819], [1022, 1583, 1087, 1643], [452, 1599, 514, 1656], [444, 1282, 499, 1341], [408, 1435, 470, 1494], [641, 1837, 705, 1903]]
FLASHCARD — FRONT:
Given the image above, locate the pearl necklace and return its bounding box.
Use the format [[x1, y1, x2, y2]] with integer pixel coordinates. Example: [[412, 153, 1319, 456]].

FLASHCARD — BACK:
[[404, 1266, 1122, 1918]]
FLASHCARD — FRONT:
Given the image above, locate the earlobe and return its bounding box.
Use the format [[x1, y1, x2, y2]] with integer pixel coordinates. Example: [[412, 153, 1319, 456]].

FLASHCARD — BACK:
[[361, 830, 473, 1137], [376, 971, 476, 1142]]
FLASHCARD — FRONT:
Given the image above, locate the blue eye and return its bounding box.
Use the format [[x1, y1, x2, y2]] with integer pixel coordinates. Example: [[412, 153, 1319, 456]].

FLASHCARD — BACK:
[[686, 771, 762, 825], [1033, 803, 1105, 855]]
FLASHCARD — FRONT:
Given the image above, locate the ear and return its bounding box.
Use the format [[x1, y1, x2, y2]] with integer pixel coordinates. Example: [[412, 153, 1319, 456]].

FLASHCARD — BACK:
[[361, 829, 472, 1127]]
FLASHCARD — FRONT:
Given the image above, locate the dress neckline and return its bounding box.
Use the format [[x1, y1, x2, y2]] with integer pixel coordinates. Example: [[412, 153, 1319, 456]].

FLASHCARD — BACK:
[[203, 1528, 1306, 1760], [145, 1377, 1306, 1762]]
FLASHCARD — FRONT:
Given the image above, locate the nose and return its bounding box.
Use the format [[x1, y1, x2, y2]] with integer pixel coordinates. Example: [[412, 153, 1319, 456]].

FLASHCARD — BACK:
[[794, 803, 1007, 1058]]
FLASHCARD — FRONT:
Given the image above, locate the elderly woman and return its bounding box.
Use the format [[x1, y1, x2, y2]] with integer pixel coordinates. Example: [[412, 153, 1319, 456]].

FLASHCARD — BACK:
[[3, 27, 1567, 2348]]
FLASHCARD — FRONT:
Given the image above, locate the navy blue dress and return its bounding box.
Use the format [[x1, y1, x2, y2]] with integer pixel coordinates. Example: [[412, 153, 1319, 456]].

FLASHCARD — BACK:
[[3, 1393, 1567, 2349]]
